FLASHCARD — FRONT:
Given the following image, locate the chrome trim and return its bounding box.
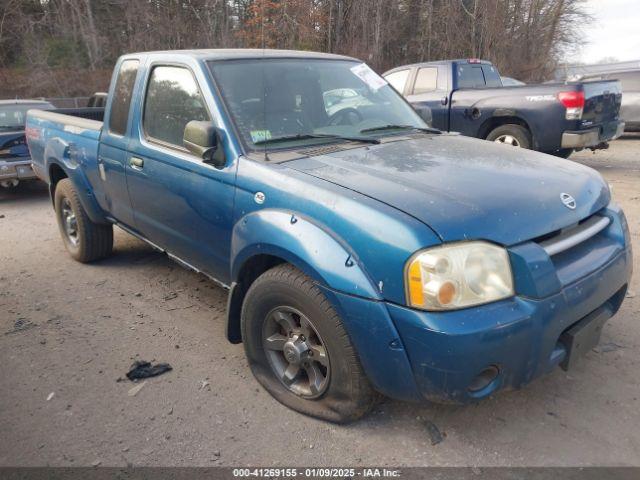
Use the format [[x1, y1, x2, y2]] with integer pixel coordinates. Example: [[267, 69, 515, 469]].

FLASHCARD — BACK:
[[561, 128, 599, 148], [540, 215, 610, 256], [113, 221, 165, 252], [560, 121, 625, 148]]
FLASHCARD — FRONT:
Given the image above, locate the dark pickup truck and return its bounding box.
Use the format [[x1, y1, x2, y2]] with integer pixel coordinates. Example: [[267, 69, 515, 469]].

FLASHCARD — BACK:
[[383, 59, 625, 157], [1, 100, 54, 187], [0, 99, 104, 188]]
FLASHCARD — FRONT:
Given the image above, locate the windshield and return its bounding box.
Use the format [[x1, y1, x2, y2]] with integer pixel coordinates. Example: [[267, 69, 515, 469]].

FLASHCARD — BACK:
[[0, 104, 51, 129], [209, 59, 429, 151]]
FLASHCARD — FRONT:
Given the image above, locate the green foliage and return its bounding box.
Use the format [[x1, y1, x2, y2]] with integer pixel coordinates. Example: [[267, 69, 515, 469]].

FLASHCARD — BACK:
[[45, 38, 90, 68]]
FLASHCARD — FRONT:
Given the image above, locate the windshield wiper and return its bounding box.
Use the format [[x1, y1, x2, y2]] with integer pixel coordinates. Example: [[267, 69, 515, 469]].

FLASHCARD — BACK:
[[253, 133, 380, 146], [360, 124, 441, 134]]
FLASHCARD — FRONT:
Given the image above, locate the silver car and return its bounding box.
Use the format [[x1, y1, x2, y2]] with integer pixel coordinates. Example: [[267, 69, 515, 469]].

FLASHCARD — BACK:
[[580, 70, 640, 132]]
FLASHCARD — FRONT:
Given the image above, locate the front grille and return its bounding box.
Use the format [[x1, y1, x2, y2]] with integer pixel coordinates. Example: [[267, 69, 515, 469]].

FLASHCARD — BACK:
[[537, 214, 611, 257]]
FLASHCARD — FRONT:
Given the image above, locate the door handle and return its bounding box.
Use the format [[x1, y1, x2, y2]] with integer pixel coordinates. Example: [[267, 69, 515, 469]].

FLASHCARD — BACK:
[[129, 157, 144, 169]]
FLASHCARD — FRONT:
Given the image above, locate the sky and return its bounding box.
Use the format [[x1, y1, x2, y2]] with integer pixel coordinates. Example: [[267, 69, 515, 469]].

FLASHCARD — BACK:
[[572, 0, 640, 65]]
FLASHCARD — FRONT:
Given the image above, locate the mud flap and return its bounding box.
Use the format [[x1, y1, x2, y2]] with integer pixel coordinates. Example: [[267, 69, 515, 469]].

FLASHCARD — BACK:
[[560, 305, 613, 371]]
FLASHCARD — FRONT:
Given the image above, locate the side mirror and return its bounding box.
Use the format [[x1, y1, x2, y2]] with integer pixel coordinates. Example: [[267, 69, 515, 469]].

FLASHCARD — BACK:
[[183, 120, 225, 167], [440, 96, 448, 106]]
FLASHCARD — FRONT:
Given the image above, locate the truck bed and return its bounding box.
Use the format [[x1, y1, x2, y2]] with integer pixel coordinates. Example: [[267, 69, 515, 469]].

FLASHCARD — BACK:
[[26, 109, 103, 183]]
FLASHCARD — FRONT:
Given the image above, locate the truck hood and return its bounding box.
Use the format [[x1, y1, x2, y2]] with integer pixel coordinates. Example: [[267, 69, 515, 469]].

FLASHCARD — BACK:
[[285, 134, 610, 245]]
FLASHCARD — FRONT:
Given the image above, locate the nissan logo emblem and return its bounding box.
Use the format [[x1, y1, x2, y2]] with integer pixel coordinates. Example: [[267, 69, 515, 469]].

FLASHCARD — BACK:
[[560, 193, 576, 210]]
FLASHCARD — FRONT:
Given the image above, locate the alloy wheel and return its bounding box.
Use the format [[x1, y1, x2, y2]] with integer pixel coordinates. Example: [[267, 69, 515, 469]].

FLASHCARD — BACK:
[[494, 134, 521, 147], [262, 306, 330, 398], [61, 197, 79, 246]]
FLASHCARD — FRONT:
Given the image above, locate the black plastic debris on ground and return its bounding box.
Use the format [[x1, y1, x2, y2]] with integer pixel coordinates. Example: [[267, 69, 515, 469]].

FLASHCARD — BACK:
[[5, 318, 37, 335], [425, 420, 444, 445], [126, 360, 172, 381]]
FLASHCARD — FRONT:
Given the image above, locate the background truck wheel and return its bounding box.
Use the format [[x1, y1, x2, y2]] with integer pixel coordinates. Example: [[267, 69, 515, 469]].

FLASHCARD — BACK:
[[54, 178, 113, 262], [486, 124, 532, 149], [241, 264, 376, 423]]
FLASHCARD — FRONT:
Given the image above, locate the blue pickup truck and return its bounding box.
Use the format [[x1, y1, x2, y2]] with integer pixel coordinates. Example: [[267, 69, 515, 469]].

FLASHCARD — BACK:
[[383, 59, 625, 158], [26, 50, 632, 422]]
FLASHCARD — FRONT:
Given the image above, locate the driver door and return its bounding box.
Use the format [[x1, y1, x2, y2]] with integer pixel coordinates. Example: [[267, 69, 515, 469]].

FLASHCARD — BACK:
[[125, 63, 237, 283]]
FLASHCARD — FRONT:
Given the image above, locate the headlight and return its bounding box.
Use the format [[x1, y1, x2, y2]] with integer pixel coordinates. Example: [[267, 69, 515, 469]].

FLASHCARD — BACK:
[[405, 242, 514, 311]]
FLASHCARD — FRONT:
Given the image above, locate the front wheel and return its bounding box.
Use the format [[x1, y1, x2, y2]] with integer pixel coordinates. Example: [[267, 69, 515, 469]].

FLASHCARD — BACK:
[[241, 264, 376, 423], [486, 124, 532, 149], [54, 178, 113, 262]]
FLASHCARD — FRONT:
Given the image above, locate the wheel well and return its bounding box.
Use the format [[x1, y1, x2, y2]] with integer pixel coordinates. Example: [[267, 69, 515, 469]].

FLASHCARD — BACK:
[[478, 116, 532, 141], [48, 163, 67, 200], [226, 254, 287, 344]]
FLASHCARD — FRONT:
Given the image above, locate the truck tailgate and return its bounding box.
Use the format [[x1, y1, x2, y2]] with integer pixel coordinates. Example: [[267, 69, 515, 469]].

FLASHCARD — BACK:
[[581, 80, 622, 129]]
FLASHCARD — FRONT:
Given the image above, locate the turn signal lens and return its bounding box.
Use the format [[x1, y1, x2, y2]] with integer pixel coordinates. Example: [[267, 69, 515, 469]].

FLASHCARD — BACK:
[[406, 242, 514, 311]]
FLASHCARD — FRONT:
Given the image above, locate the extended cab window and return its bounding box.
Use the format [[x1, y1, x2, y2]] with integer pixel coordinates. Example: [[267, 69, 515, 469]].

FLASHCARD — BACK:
[[413, 67, 438, 94], [143, 66, 209, 148], [109, 59, 139, 135], [385, 70, 410, 93], [457, 65, 485, 89]]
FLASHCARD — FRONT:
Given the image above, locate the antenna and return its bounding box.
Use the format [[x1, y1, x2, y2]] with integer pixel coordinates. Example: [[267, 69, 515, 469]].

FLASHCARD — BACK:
[[261, 0, 268, 162]]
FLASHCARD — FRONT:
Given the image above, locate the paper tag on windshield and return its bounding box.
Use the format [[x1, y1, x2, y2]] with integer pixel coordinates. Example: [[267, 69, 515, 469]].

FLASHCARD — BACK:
[[250, 130, 272, 143], [350, 63, 387, 91]]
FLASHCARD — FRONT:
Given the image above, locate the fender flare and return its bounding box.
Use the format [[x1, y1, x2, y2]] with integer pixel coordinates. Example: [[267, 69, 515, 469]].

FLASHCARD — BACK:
[[231, 209, 381, 300], [44, 138, 108, 224], [478, 111, 535, 145]]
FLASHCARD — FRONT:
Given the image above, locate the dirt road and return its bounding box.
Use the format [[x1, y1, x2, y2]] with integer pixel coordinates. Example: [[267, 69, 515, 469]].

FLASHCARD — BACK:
[[1, 137, 639, 467]]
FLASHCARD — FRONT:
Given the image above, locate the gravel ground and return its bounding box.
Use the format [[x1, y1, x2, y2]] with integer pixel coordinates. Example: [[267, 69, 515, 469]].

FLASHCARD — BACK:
[[1, 136, 639, 467]]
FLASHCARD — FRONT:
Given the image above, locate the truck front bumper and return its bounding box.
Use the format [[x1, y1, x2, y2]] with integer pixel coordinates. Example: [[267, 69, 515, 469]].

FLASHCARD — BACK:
[[561, 120, 625, 149], [326, 207, 632, 404], [0, 159, 37, 181]]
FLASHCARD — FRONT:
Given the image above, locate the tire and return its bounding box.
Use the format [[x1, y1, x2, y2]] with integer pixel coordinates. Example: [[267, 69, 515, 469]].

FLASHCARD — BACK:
[[54, 178, 113, 262], [241, 264, 376, 423], [486, 124, 532, 149]]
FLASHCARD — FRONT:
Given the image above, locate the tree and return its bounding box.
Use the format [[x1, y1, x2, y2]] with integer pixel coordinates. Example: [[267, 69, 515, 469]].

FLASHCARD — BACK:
[[0, 0, 591, 98]]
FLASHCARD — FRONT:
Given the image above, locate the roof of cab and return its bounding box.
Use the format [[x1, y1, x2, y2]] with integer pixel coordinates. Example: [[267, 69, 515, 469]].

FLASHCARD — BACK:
[[127, 48, 358, 62], [383, 58, 493, 75]]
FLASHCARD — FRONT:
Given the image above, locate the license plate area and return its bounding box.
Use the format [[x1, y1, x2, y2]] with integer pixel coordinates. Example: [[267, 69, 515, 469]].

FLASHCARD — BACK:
[[559, 305, 613, 371]]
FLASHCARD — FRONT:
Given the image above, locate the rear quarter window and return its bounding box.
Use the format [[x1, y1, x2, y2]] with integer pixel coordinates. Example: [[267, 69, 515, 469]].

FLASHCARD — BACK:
[[109, 59, 139, 136]]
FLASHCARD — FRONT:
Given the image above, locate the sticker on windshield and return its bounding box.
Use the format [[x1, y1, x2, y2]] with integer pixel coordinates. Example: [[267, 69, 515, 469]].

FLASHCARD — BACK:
[[350, 63, 387, 91], [250, 130, 272, 143]]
